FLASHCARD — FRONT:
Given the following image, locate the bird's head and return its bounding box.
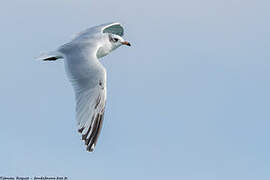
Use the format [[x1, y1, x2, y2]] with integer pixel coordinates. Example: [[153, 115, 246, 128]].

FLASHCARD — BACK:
[[96, 33, 131, 59], [109, 34, 131, 49]]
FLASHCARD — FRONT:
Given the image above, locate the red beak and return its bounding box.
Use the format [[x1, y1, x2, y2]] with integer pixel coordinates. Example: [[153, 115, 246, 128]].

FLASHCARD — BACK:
[[121, 41, 131, 46]]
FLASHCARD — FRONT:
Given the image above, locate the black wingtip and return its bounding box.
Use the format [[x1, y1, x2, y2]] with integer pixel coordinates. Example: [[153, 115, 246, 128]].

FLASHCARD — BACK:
[[78, 127, 84, 133], [86, 145, 94, 152]]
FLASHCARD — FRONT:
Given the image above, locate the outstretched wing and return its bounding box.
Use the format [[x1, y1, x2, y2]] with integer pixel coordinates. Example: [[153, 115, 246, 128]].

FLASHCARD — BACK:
[[72, 22, 124, 41], [62, 44, 107, 152], [76, 75, 106, 152]]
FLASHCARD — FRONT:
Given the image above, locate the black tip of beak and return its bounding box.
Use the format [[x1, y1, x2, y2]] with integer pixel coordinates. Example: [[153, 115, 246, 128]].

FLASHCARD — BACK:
[[126, 42, 131, 46]]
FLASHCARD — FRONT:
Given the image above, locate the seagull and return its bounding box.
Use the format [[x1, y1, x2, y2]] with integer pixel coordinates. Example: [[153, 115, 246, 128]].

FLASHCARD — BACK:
[[38, 22, 131, 152]]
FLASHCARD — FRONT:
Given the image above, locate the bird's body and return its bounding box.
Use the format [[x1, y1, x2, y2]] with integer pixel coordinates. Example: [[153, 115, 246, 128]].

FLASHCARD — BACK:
[[38, 22, 130, 152]]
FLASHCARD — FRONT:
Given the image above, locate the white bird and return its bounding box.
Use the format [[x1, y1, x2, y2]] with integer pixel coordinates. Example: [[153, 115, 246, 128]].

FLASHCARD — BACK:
[[38, 22, 131, 152]]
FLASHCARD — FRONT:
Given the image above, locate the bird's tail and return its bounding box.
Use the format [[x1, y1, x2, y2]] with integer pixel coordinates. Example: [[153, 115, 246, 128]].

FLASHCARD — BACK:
[[36, 51, 64, 61]]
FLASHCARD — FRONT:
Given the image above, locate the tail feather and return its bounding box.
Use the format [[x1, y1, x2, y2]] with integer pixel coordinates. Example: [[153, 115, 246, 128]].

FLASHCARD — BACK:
[[37, 51, 63, 61]]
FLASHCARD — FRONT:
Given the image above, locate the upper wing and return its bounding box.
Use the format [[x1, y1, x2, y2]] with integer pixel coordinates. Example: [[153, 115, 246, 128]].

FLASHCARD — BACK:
[[102, 23, 124, 36], [63, 44, 107, 152], [72, 22, 124, 41]]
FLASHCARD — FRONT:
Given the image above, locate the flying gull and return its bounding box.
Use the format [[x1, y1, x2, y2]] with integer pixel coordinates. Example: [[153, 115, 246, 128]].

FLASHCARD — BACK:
[[38, 22, 131, 152]]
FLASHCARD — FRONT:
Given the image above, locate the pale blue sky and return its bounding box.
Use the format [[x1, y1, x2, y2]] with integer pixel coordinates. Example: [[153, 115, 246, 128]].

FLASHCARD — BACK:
[[0, 0, 270, 179]]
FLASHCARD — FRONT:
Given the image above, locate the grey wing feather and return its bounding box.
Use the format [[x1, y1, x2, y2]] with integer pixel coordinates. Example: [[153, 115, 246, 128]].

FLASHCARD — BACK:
[[76, 79, 106, 152]]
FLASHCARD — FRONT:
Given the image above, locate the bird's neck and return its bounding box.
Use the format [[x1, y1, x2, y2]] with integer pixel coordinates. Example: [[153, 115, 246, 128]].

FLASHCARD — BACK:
[[96, 39, 114, 59]]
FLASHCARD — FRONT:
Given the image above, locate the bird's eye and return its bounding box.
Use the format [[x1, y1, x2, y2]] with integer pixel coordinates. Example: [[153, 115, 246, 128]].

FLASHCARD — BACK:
[[113, 38, 118, 42]]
